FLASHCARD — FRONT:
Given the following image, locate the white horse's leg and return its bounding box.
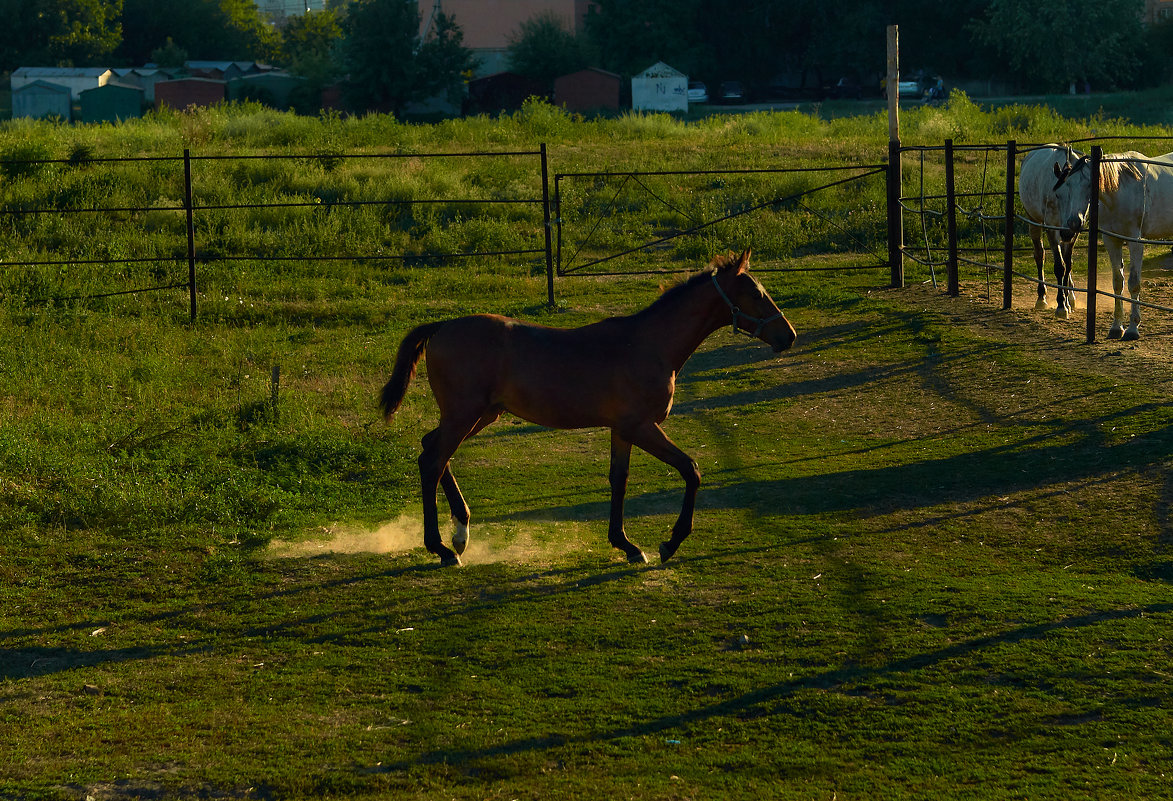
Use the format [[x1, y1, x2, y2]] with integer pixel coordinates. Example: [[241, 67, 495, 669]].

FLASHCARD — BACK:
[[1031, 225, 1049, 309], [1049, 231, 1073, 318], [1106, 237, 1127, 339], [1123, 240, 1145, 341]]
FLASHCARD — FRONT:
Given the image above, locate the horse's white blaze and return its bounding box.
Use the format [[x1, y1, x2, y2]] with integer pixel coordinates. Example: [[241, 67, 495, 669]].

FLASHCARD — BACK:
[[452, 519, 470, 554]]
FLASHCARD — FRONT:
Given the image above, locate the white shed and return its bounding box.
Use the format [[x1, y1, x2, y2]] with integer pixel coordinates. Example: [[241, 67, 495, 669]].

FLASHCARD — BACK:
[[11, 67, 113, 101], [631, 62, 688, 112]]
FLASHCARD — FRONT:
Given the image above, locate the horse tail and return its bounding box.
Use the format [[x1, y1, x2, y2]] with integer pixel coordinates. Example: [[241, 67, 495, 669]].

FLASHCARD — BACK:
[[381, 321, 445, 422]]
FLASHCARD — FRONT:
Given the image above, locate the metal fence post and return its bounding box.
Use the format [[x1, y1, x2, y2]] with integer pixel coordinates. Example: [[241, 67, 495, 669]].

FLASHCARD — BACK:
[[184, 148, 197, 323], [945, 139, 959, 296], [1086, 146, 1102, 344], [1003, 140, 1017, 309], [887, 139, 904, 288], [540, 143, 555, 307]]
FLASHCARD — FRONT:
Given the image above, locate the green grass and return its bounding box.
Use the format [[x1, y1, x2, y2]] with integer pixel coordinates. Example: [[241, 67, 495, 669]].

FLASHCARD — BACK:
[[2, 100, 1173, 799]]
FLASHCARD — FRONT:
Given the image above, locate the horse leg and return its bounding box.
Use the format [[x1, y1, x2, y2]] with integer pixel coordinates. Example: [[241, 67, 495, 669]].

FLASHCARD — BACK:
[[1106, 237, 1127, 339], [1060, 237, 1078, 311], [439, 410, 501, 555], [624, 422, 700, 563], [1123, 239, 1145, 341], [1049, 230, 1072, 319], [606, 432, 647, 564], [1031, 224, 1048, 309], [419, 416, 483, 566]]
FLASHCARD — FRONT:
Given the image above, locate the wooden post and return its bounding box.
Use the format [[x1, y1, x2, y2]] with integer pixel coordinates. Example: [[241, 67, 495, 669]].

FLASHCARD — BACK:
[[886, 25, 899, 143], [1003, 140, 1017, 309], [886, 25, 903, 288], [1086, 146, 1102, 344], [945, 139, 959, 296]]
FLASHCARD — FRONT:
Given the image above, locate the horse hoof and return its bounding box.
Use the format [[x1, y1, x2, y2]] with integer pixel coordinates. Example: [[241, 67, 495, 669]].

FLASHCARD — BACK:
[[658, 541, 679, 562], [452, 521, 469, 555], [1055, 307, 1070, 320], [1123, 328, 1140, 342], [627, 550, 648, 564], [1034, 299, 1049, 311], [440, 553, 462, 567], [1108, 326, 1124, 340]]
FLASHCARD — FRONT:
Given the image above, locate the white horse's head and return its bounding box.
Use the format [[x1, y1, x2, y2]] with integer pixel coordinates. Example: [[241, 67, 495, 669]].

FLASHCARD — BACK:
[[1050, 148, 1143, 241], [1050, 151, 1092, 242]]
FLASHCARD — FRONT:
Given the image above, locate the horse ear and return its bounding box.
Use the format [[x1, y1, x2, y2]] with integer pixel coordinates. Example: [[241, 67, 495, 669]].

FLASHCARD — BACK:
[[736, 249, 751, 274]]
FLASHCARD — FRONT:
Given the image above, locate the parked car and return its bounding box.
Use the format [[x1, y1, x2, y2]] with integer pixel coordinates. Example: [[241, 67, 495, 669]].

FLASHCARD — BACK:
[[687, 81, 709, 104], [718, 80, 745, 104], [881, 79, 922, 99]]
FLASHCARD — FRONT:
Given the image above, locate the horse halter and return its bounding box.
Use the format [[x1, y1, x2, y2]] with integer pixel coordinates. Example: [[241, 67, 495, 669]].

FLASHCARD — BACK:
[[1053, 155, 1089, 191], [710, 272, 784, 338]]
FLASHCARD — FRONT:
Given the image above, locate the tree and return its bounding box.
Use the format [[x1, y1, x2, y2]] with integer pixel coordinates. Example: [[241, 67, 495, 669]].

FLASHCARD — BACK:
[[584, 0, 708, 78], [0, 0, 122, 71], [506, 11, 593, 94], [280, 8, 344, 113], [340, 0, 475, 116], [150, 36, 188, 69], [972, 0, 1147, 91], [118, 0, 277, 65]]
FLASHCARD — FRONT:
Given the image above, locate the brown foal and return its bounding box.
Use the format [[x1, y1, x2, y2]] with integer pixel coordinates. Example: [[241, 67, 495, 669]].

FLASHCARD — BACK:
[[381, 250, 796, 566]]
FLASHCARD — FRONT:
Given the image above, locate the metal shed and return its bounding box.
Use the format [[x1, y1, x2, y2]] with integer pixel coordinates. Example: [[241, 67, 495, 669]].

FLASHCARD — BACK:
[[154, 77, 227, 110], [631, 62, 687, 113], [554, 68, 620, 113], [12, 80, 72, 120], [79, 81, 145, 123]]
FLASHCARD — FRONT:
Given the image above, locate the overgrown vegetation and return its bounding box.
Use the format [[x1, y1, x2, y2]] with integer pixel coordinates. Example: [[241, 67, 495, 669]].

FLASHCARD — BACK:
[[2, 98, 1172, 799]]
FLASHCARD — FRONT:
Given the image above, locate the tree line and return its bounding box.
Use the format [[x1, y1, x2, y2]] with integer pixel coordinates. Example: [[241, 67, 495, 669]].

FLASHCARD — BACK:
[[3, 0, 1170, 117]]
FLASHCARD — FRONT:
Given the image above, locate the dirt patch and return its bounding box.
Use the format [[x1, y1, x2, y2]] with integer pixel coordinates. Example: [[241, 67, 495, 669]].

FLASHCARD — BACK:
[[904, 265, 1173, 392]]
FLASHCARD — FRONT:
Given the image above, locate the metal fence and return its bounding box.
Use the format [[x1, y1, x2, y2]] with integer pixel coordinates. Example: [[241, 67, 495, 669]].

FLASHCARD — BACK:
[[553, 163, 890, 277], [0, 145, 554, 319], [897, 136, 1173, 342]]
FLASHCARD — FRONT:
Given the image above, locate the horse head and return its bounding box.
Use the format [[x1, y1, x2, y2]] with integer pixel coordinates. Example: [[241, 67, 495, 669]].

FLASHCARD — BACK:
[[711, 251, 796, 353], [1050, 154, 1092, 241]]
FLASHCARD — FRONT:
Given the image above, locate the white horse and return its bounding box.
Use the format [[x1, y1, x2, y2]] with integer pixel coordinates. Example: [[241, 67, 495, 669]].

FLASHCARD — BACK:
[[1050, 148, 1167, 340], [1018, 144, 1080, 314]]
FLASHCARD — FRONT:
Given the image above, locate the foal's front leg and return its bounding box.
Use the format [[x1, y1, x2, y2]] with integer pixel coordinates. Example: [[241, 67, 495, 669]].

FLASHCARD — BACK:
[[607, 432, 648, 564], [625, 422, 700, 563]]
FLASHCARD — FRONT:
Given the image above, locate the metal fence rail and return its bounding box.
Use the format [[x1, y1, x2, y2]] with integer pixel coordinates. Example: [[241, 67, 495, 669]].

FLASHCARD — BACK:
[[0, 145, 555, 319]]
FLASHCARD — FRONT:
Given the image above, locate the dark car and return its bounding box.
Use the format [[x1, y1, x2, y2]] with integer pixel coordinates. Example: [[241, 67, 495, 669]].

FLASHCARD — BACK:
[[719, 80, 745, 104]]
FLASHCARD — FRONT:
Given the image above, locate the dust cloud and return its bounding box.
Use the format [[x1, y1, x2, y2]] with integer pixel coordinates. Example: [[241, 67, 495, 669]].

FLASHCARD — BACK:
[[267, 515, 574, 565]]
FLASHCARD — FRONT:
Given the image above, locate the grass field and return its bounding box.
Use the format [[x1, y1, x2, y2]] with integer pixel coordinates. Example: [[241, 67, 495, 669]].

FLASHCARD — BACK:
[[2, 99, 1173, 799]]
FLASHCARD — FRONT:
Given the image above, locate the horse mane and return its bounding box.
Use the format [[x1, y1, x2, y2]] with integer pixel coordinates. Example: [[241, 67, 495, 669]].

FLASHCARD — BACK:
[[1101, 153, 1144, 194], [650, 252, 742, 309]]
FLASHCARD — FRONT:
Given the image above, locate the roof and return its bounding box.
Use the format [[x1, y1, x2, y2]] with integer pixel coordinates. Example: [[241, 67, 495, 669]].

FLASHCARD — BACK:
[[13, 67, 112, 78], [635, 62, 685, 79], [13, 80, 72, 95]]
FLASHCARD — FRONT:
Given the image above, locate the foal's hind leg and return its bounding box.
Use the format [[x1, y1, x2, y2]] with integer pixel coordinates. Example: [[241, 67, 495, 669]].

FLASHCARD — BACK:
[[436, 410, 501, 555], [606, 432, 648, 564], [420, 411, 500, 564]]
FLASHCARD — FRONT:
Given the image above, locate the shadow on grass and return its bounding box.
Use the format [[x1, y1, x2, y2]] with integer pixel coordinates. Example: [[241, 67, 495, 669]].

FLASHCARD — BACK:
[[369, 600, 1173, 773], [479, 399, 1173, 525]]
